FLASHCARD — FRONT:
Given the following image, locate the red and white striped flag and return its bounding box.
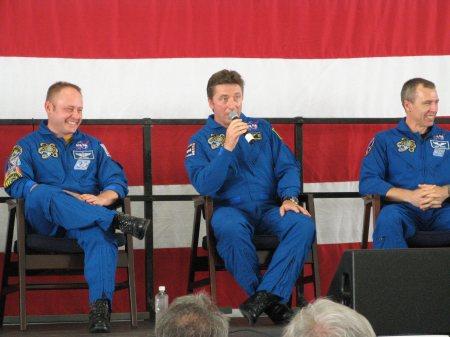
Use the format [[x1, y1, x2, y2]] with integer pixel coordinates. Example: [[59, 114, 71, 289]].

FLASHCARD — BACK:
[[1, 0, 449, 312]]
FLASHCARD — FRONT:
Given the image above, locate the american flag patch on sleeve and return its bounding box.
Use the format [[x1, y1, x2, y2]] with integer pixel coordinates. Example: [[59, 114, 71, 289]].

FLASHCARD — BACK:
[[186, 143, 196, 158]]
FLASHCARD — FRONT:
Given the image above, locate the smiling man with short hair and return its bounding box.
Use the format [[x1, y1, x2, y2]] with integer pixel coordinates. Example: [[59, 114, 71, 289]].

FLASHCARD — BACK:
[[4, 81, 149, 333], [359, 78, 450, 248]]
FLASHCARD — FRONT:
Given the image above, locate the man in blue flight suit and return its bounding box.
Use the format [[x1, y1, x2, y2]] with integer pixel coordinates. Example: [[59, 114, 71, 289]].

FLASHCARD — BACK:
[[359, 78, 450, 248], [185, 70, 315, 325], [4, 82, 149, 333]]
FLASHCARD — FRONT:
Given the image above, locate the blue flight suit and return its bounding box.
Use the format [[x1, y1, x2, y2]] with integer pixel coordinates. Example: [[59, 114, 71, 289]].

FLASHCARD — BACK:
[[4, 121, 128, 304], [185, 114, 315, 302], [359, 118, 450, 248]]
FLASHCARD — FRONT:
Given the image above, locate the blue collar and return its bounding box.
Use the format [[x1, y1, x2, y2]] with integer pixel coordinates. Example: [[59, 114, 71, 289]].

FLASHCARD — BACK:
[[396, 117, 439, 140], [38, 120, 81, 141]]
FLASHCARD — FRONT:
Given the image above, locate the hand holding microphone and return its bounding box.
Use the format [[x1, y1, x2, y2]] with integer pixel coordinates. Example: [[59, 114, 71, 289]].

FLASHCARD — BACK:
[[224, 111, 254, 151]]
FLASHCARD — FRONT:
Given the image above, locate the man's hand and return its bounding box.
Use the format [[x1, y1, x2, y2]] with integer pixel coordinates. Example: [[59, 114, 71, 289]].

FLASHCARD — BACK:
[[388, 184, 450, 210], [223, 118, 248, 151], [79, 194, 108, 206], [79, 190, 119, 206], [279, 200, 311, 217], [416, 184, 449, 210]]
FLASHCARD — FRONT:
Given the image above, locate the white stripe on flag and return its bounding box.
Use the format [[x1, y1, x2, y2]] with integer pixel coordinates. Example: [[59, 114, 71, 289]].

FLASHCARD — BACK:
[[1, 56, 449, 119]]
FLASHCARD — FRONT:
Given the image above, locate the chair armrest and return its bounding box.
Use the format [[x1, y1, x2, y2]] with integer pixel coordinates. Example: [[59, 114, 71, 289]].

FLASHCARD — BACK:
[[298, 193, 316, 220], [6, 198, 17, 211], [362, 194, 381, 217], [193, 195, 206, 208], [361, 194, 381, 249], [363, 194, 381, 206]]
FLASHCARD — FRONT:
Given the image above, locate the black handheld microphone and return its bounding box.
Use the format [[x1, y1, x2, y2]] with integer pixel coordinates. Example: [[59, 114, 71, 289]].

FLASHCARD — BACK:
[[228, 111, 255, 144]]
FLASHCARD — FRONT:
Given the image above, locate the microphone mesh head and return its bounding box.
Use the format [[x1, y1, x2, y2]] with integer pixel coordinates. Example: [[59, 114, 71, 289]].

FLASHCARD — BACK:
[[228, 111, 239, 120]]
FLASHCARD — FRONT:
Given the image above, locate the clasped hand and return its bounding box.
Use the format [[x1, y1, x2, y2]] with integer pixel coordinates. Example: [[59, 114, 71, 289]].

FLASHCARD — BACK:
[[410, 184, 449, 210]]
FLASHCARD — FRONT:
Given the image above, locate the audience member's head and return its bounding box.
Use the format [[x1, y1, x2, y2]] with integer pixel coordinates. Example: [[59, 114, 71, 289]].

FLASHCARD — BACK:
[[155, 293, 229, 337], [282, 298, 376, 337]]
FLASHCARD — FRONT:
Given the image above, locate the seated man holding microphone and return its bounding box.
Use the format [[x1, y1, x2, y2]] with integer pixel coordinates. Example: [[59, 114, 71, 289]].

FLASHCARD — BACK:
[[184, 69, 315, 325]]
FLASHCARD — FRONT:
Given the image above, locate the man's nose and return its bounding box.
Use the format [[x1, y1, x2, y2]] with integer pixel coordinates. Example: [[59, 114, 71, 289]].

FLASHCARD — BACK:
[[72, 109, 82, 118], [227, 101, 239, 111]]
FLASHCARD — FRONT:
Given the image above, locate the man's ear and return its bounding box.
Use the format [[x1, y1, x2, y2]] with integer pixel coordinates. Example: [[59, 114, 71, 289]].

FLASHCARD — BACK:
[[208, 99, 214, 112], [403, 100, 412, 113], [44, 100, 53, 114]]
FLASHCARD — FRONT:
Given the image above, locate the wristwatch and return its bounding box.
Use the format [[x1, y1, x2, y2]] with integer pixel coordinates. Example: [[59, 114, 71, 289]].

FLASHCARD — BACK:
[[283, 196, 299, 205]]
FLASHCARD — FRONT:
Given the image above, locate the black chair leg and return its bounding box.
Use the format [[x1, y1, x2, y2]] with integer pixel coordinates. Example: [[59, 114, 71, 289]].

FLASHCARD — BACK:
[[0, 205, 16, 327]]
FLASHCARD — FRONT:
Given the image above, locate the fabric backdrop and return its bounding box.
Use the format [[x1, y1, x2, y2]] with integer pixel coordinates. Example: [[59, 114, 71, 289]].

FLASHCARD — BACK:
[[0, 0, 449, 314]]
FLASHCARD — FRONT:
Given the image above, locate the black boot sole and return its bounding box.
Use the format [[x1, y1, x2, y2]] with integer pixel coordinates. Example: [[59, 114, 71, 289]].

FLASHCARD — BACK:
[[239, 305, 258, 325]]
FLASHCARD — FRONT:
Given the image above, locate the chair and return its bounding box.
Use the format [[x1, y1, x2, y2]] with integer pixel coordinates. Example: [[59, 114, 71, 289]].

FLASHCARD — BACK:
[[0, 197, 138, 330], [361, 194, 450, 249], [187, 194, 321, 305]]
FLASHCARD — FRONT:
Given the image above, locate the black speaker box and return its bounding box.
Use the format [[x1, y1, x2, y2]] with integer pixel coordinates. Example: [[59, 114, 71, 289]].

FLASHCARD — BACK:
[[327, 248, 450, 335]]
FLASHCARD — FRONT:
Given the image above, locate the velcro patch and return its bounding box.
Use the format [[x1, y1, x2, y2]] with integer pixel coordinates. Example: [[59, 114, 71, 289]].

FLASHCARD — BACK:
[[430, 140, 449, 150], [74, 159, 91, 170], [73, 150, 94, 160]]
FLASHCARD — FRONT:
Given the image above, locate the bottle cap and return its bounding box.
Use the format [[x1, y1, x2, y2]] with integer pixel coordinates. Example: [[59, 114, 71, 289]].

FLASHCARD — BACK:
[[158, 286, 166, 292]]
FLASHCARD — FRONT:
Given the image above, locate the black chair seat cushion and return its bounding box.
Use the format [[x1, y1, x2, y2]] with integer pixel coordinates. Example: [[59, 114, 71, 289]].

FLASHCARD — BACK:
[[407, 231, 450, 248], [202, 234, 280, 250], [14, 233, 126, 254]]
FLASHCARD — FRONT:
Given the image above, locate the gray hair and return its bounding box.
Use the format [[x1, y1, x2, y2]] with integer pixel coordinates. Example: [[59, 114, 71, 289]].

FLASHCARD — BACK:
[[400, 77, 435, 108], [282, 298, 376, 337], [155, 293, 229, 337]]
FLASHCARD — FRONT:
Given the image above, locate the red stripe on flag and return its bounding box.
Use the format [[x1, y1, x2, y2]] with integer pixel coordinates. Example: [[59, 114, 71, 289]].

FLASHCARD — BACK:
[[303, 124, 395, 183], [80, 125, 144, 186], [1, 0, 449, 59]]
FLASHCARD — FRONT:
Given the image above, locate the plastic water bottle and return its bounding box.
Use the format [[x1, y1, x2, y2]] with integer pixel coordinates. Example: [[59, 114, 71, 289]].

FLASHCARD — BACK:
[[155, 285, 169, 324]]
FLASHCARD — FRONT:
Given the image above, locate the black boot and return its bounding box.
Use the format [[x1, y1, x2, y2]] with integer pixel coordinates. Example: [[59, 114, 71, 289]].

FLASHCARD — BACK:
[[265, 302, 294, 325], [113, 213, 149, 240], [89, 299, 111, 333], [239, 291, 280, 325]]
